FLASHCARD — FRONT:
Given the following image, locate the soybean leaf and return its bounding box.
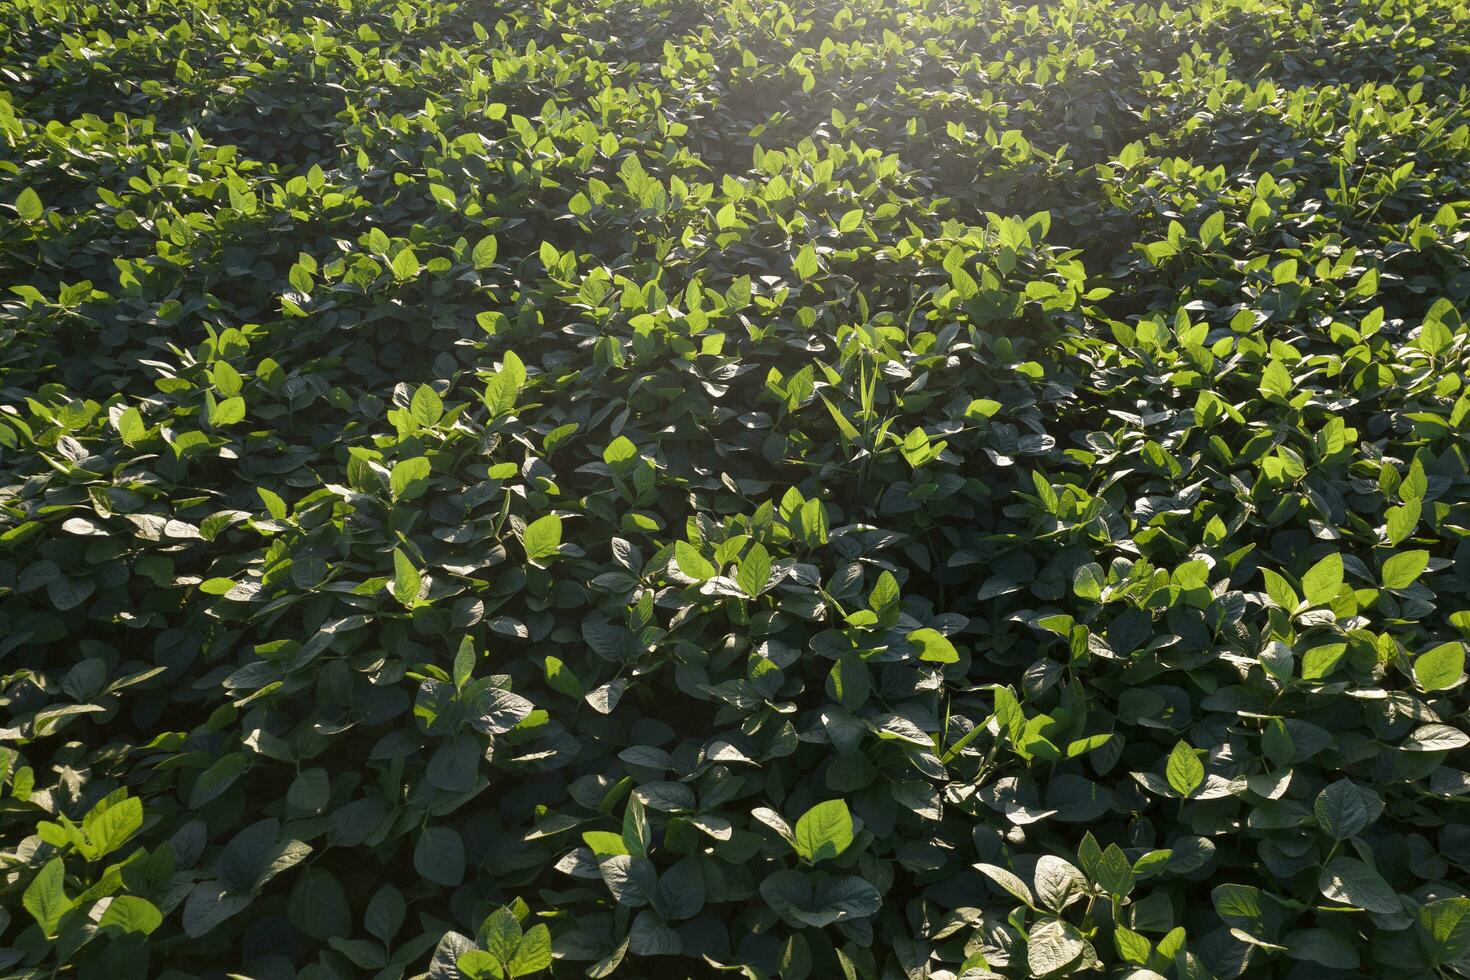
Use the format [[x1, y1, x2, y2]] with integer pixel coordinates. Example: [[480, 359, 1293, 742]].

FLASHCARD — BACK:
[[793, 799, 854, 864]]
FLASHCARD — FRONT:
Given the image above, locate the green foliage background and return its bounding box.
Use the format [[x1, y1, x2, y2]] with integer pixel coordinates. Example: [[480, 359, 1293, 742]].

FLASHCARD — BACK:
[[2, 0, 1470, 976]]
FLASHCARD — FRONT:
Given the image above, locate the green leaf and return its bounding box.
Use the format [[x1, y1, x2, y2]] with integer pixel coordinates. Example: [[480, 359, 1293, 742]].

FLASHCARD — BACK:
[[483, 351, 526, 413], [211, 360, 242, 396], [673, 541, 715, 582], [1402, 455, 1429, 502], [410, 384, 444, 427], [391, 247, 421, 280], [974, 863, 1035, 907], [1301, 552, 1343, 606], [1415, 642, 1465, 692], [737, 542, 771, 598], [819, 392, 860, 440], [1302, 642, 1347, 681], [1212, 883, 1277, 943], [1095, 844, 1134, 897], [454, 636, 476, 689], [793, 243, 819, 280], [415, 826, 465, 886], [544, 655, 583, 698], [1199, 210, 1225, 247], [331, 938, 389, 970], [288, 867, 351, 940], [365, 886, 405, 944], [653, 856, 705, 920], [190, 752, 248, 808], [208, 395, 246, 427], [1115, 926, 1151, 965], [1419, 897, 1470, 964], [479, 906, 522, 964], [1026, 918, 1089, 977], [1385, 500, 1420, 544], [601, 854, 656, 907], [1318, 857, 1400, 913], [603, 435, 637, 468], [287, 768, 330, 813], [1033, 855, 1085, 912], [1165, 740, 1204, 798], [993, 686, 1025, 747], [1382, 550, 1429, 589], [1073, 563, 1103, 600], [1284, 928, 1359, 970], [15, 187, 42, 221], [1314, 779, 1374, 840], [797, 498, 828, 546], [458, 950, 507, 980], [907, 627, 958, 664], [23, 858, 71, 937], [392, 548, 422, 606], [523, 514, 562, 562], [427, 735, 481, 793], [758, 875, 870, 928], [472, 235, 499, 269], [82, 794, 143, 858], [1262, 718, 1295, 767], [98, 896, 163, 936], [1260, 568, 1300, 611], [1405, 724, 1470, 751], [258, 486, 287, 520], [792, 799, 854, 864], [827, 652, 870, 712], [543, 421, 579, 453], [582, 830, 628, 858], [510, 923, 553, 976], [809, 874, 880, 923], [390, 456, 431, 501], [117, 407, 145, 446], [869, 570, 900, 618], [965, 397, 1002, 420], [1259, 359, 1292, 401]]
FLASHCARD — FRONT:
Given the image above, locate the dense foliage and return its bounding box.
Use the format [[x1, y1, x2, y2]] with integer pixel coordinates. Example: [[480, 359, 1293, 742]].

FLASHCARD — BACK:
[[3, 0, 1470, 976]]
